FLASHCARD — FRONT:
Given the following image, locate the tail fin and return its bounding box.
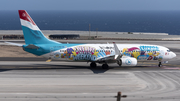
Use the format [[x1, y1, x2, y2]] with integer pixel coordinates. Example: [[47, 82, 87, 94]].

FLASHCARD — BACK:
[[18, 10, 60, 45]]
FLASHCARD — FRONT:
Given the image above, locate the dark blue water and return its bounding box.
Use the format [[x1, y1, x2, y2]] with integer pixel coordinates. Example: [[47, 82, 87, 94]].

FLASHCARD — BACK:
[[1, 10, 180, 35]]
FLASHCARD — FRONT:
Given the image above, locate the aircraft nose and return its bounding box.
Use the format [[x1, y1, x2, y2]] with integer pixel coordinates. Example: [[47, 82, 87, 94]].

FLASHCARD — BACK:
[[171, 52, 176, 58]]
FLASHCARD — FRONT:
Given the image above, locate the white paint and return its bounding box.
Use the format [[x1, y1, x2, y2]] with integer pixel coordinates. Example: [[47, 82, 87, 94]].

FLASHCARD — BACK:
[[20, 19, 40, 31]]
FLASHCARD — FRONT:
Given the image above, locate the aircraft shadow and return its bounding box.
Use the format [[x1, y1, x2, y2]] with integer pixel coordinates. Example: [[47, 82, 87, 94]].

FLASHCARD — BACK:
[[0, 64, 110, 74], [0, 63, 159, 73]]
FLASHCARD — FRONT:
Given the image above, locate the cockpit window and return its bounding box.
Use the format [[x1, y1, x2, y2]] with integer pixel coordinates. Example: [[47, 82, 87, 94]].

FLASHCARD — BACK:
[[167, 50, 171, 52]]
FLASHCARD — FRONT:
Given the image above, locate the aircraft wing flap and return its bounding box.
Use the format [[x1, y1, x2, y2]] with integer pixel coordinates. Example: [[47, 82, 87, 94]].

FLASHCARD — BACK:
[[96, 54, 115, 62]]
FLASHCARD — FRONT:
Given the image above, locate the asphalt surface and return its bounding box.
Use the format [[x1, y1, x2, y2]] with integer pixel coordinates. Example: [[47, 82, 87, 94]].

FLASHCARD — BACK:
[[0, 40, 180, 101], [0, 61, 180, 101]]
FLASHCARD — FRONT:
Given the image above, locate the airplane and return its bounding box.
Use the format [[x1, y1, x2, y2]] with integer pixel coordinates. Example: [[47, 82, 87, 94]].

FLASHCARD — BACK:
[[6, 10, 177, 69]]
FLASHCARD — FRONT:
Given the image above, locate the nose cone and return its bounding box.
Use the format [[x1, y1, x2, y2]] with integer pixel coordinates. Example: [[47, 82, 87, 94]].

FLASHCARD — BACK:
[[171, 52, 176, 58]]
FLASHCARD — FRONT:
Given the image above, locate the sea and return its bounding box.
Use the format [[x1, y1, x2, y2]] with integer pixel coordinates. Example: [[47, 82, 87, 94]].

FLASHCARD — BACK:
[[1, 10, 180, 35]]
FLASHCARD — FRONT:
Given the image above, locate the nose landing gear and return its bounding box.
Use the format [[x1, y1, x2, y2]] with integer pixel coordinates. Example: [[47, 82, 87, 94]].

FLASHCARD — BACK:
[[158, 62, 162, 67]]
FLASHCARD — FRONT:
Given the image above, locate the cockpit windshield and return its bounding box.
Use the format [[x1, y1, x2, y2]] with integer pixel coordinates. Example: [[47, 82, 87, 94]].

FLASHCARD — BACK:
[[167, 50, 171, 52]]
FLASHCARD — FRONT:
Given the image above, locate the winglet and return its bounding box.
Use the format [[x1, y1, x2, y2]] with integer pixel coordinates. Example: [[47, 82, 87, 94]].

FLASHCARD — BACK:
[[113, 42, 121, 60], [113, 42, 120, 55]]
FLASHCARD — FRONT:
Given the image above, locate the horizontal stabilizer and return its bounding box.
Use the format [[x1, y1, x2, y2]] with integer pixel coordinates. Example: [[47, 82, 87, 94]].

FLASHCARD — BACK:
[[5, 42, 23, 47], [25, 44, 39, 49]]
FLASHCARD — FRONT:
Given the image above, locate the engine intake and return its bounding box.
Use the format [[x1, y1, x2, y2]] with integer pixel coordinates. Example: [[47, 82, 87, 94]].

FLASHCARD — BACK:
[[117, 56, 137, 66]]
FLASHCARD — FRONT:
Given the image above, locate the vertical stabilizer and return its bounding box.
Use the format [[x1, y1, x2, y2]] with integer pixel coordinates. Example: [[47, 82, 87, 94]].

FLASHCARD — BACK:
[[18, 10, 60, 45]]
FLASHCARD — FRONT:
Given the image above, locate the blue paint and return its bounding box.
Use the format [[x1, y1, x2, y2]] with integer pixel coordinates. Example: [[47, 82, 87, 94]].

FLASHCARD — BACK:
[[22, 26, 60, 45], [139, 46, 159, 51], [137, 55, 149, 60], [125, 59, 132, 65]]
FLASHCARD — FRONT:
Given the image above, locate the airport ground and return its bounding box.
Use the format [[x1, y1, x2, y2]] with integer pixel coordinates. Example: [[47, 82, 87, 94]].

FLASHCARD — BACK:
[[0, 40, 180, 101]]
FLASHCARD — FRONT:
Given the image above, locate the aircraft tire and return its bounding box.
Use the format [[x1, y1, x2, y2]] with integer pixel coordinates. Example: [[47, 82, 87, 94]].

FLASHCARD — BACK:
[[102, 64, 109, 69], [90, 62, 97, 68]]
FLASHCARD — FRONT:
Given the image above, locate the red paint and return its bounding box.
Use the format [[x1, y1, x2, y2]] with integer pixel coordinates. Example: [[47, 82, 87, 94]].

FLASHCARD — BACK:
[[128, 47, 140, 52], [18, 10, 36, 25], [147, 56, 153, 60], [165, 52, 169, 55]]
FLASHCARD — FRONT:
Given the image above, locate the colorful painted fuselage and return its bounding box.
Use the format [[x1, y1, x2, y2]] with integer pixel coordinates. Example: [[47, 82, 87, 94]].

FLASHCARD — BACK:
[[23, 43, 173, 62]]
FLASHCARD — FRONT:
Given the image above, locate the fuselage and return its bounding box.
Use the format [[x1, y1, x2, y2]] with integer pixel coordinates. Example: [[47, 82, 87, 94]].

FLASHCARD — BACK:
[[23, 43, 176, 63]]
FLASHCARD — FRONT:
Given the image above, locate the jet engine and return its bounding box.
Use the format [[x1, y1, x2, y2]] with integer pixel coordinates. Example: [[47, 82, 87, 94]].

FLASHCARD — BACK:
[[117, 56, 137, 66]]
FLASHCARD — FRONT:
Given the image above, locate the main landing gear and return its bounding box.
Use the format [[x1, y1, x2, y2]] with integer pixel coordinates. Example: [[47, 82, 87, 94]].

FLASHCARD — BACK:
[[102, 64, 109, 69], [90, 62, 97, 68], [158, 62, 162, 67], [90, 62, 109, 69]]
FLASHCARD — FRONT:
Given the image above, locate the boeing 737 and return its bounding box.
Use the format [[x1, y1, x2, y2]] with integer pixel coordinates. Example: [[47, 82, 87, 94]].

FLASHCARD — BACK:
[[6, 10, 177, 69]]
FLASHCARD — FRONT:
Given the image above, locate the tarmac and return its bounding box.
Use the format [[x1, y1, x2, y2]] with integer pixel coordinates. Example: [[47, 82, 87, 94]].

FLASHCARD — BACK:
[[0, 40, 179, 101]]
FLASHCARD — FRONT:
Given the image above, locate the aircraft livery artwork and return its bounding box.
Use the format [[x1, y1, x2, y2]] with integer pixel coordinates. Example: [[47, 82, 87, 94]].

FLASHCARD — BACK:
[[55, 46, 114, 61], [122, 46, 162, 61], [5, 10, 176, 69], [54, 45, 163, 61]]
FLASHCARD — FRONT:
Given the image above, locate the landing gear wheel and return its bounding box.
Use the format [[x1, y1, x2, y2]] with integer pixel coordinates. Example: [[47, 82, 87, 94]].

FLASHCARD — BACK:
[[90, 62, 97, 68], [158, 62, 162, 67], [102, 64, 109, 69]]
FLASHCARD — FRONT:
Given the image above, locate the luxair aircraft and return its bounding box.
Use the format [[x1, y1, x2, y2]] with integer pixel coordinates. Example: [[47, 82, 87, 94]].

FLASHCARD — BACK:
[[6, 10, 176, 69]]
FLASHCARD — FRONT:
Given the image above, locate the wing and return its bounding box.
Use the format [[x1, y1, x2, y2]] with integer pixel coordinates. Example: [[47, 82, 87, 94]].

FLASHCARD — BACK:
[[96, 54, 115, 62], [95, 42, 122, 63]]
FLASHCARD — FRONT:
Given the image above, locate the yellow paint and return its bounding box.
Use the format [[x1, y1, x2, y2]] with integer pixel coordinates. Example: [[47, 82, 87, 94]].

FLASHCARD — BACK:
[[122, 48, 128, 56], [46, 59, 52, 62], [132, 51, 140, 59], [148, 52, 153, 56], [72, 49, 77, 56], [153, 52, 160, 57], [93, 50, 99, 57]]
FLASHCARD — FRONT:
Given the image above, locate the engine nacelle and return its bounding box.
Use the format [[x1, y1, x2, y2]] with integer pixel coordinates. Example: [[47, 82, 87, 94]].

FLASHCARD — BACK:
[[117, 56, 137, 66]]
